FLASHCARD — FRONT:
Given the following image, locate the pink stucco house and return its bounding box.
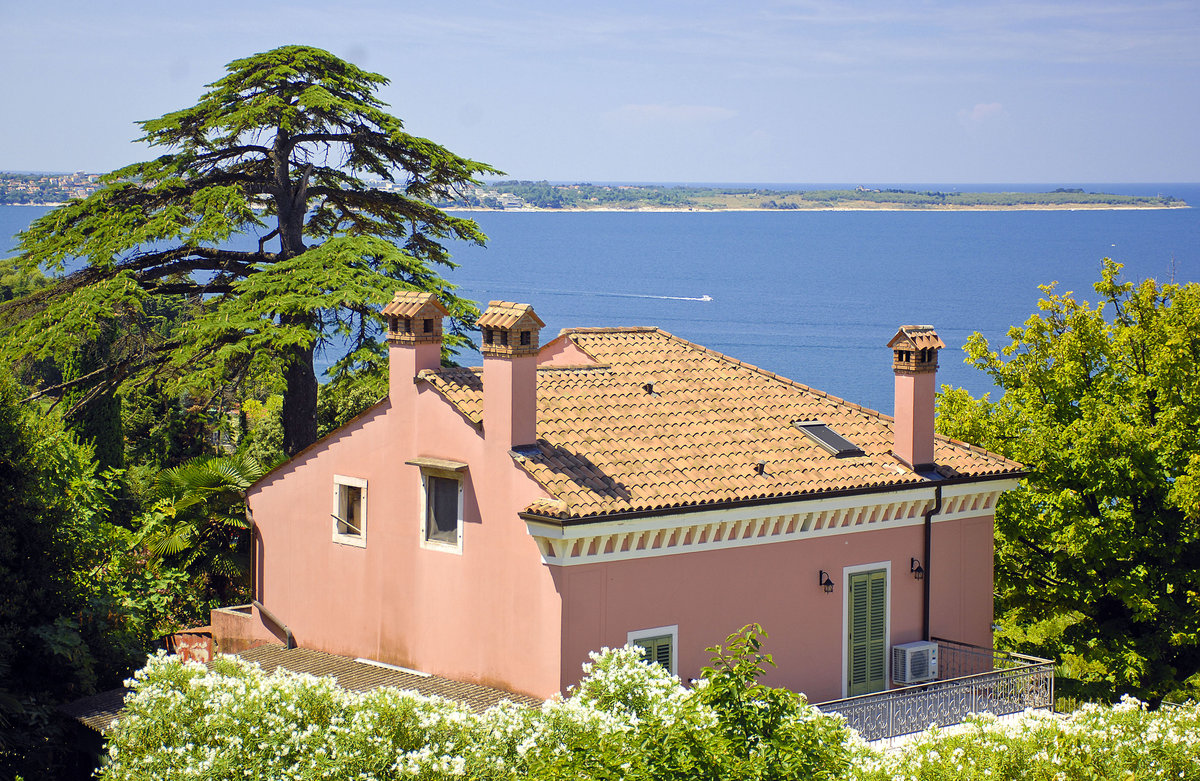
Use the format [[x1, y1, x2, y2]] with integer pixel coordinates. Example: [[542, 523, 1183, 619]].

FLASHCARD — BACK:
[[237, 293, 1021, 702]]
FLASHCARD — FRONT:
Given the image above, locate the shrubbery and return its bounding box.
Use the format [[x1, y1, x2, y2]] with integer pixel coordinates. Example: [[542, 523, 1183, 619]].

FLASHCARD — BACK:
[[851, 697, 1200, 780], [99, 626, 855, 780], [98, 627, 1200, 780]]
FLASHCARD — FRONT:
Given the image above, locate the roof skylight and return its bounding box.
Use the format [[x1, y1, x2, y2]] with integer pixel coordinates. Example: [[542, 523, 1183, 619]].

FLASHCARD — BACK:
[[793, 421, 864, 458]]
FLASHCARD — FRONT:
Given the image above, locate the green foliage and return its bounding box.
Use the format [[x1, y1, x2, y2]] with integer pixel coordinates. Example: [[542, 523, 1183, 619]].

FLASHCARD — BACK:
[[0, 257, 49, 301], [1, 45, 499, 455], [316, 367, 387, 437], [121, 382, 214, 472], [937, 259, 1200, 702], [0, 369, 143, 777], [238, 394, 286, 467], [133, 453, 264, 607], [694, 624, 853, 780]]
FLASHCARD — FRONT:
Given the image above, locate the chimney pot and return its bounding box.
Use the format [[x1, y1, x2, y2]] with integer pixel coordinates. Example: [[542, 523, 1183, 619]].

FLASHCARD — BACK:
[[384, 291, 449, 399]]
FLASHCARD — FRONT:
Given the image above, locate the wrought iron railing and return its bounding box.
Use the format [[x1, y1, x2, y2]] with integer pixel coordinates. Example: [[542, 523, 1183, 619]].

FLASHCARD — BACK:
[[816, 638, 1055, 742]]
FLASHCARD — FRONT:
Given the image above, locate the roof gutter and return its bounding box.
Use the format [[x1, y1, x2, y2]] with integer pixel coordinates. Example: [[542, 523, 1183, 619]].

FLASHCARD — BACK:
[[519, 469, 1021, 527]]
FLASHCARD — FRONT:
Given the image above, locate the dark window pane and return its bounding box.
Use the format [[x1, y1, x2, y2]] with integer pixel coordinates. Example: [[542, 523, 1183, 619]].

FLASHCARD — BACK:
[[426, 476, 459, 543], [634, 635, 672, 672], [339, 485, 362, 535]]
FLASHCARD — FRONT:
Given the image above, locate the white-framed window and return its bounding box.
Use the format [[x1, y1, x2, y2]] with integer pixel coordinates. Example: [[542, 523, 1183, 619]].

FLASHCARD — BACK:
[[628, 624, 679, 676], [331, 475, 368, 547], [419, 468, 464, 553]]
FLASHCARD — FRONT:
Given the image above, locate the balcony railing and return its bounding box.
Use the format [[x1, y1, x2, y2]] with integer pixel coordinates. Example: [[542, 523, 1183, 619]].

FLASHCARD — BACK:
[[815, 638, 1055, 743]]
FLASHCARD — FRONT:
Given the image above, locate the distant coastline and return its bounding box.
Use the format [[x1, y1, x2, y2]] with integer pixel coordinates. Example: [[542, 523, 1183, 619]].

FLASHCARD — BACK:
[[440, 182, 1189, 213], [2, 172, 1189, 212], [450, 203, 1187, 213]]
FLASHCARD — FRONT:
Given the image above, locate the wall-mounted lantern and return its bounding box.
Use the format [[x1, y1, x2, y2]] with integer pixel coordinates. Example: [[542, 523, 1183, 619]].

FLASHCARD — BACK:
[[819, 570, 835, 594], [911, 557, 925, 580]]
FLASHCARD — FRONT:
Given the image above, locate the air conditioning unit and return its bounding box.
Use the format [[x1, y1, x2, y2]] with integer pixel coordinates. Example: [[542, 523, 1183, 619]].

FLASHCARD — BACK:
[[892, 641, 938, 684]]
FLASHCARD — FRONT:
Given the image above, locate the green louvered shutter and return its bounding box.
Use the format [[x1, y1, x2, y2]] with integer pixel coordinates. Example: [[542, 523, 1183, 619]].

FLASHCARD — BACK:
[[847, 569, 888, 696], [634, 635, 673, 673]]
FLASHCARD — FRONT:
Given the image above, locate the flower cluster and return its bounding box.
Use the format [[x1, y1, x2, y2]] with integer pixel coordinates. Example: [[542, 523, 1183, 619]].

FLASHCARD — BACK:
[[850, 696, 1200, 781]]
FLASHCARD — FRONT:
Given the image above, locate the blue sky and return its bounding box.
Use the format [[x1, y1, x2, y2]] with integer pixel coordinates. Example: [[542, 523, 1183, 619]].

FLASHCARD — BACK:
[[2, 0, 1197, 182]]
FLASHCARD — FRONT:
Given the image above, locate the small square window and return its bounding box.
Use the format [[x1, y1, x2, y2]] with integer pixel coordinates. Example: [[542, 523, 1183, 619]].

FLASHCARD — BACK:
[[520, 330, 531, 346], [420, 470, 463, 553], [332, 475, 367, 547], [628, 625, 679, 676]]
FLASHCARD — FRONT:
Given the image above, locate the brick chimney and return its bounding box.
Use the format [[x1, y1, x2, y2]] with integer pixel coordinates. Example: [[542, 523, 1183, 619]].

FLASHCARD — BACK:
[[477, 301, 544, 449], [384, 291, 448, 400], [887, 325, 945, 471]]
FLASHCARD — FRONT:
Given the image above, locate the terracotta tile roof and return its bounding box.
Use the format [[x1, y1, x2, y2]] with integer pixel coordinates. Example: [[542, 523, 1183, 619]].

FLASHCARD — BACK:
[[420, 366, 482, 424], [422, 328, 1021, 520], [382, 290, 450, 318], [476, 300, 546, 329], [236, 645, 543, 711], [63, 646, 543, 733]]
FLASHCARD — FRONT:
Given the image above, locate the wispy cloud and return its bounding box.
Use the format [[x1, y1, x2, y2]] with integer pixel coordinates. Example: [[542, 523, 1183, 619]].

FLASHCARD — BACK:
[[958, 102, 1007, 126]]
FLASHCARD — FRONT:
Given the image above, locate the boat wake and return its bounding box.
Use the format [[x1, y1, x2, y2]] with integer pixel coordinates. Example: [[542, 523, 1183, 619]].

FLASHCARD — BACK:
[[594, 292, 713, 302]]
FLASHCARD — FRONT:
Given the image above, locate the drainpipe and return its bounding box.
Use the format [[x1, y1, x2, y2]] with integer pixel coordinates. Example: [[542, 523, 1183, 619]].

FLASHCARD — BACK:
[[252, 599, 296, 649], [922, 485, 942, 642], [245, 503, 255, 604]]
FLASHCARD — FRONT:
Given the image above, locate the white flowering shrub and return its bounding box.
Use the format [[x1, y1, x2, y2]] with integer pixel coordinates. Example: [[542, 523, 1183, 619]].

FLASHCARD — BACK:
[[570, 645, 691, 724], [102, 638, 1200, 780], [850, 695, 1200, 781], [99, 628, 854, 780]]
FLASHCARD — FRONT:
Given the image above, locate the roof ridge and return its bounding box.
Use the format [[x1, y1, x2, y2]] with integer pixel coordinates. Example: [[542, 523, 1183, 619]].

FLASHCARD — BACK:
[[536, 364, 612, 372], [939, 434, 1023, 468], [558, 326, 661, 334]]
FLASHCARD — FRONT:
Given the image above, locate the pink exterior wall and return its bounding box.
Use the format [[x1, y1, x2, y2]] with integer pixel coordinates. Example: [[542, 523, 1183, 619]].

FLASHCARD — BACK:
[[210, 605, 284, 654], [554, 514, 994, 703], [929, 516, 995, 648], [248, 342, 563, 698]]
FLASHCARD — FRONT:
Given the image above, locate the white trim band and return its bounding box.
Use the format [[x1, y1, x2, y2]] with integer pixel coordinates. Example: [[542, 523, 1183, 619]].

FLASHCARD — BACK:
[[525, 480, 1016, 566]]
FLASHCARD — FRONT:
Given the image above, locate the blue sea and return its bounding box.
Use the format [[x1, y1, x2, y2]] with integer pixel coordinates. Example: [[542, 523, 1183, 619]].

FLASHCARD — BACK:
[[4, 182, 1198, 415]]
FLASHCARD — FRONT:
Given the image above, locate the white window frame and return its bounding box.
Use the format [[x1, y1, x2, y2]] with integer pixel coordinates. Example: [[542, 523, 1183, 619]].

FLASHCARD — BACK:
[[418, 468, 464, 554], [840, 560, 892, 698], [331, 474, 368, 548], [627, 624, 679, 677]]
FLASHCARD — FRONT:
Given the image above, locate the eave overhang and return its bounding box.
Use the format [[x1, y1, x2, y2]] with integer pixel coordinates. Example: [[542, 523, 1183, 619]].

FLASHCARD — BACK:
[[521, 474, 1021, 566]]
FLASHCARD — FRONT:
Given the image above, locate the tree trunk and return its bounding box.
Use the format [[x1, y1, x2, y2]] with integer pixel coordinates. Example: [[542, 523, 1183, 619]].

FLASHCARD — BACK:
[[273, 133, 319, 456], [280, 329, 318, 455]]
